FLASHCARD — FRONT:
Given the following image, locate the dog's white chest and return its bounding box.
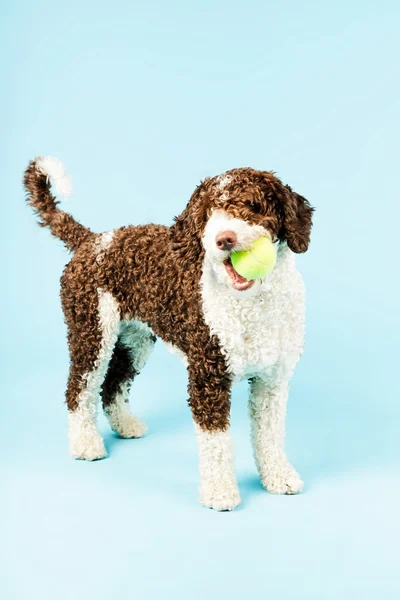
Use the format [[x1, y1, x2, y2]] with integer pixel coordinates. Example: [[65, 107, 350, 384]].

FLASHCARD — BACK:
[[200, 248, 306, 381]]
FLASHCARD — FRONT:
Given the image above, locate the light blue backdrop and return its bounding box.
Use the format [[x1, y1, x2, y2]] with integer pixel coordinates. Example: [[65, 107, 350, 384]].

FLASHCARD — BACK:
[[1, 1, 399, 598]]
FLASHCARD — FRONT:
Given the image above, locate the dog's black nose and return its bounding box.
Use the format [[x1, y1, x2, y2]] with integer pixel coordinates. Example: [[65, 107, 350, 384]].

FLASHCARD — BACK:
[[216, 230, 237, 251]]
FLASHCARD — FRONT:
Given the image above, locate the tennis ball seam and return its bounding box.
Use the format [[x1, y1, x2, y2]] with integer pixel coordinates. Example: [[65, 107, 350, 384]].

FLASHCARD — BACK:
[[248, 247, 274, 267]]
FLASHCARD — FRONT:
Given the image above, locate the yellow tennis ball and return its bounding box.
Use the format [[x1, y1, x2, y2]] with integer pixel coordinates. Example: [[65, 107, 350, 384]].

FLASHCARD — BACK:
[[231, 237, 277, 280]]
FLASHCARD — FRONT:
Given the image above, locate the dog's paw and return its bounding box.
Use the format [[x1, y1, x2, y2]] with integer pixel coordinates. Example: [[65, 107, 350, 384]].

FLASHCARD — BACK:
[[261, 461, 303, 495], [199, 483, 242, 511], [105, 407, 148, 439], [70, 432, 108, 461], [113, 415, 148, 439]]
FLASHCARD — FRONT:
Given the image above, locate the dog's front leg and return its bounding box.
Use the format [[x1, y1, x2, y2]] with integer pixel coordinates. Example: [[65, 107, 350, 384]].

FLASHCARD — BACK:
[[249, 377, 303, 495], [187, 352, 241, 511]]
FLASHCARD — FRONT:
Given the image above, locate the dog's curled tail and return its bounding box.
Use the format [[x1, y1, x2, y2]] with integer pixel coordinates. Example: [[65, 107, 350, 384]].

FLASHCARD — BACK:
[[24, 156, 94, 252]]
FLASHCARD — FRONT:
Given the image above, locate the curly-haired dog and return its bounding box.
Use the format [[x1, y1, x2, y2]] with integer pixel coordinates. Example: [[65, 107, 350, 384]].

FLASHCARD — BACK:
[[24, 157, 313, 511]]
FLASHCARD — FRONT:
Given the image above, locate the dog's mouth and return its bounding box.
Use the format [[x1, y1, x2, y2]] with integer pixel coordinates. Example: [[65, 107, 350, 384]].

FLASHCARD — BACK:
[[224, 258, 255, 291]]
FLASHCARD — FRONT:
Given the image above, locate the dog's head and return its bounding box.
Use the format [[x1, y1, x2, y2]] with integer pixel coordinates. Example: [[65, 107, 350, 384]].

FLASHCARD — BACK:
[[171, 168, 313, 295]]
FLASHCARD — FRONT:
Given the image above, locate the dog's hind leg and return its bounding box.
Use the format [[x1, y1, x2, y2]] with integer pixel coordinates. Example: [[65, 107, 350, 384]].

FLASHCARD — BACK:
[[101, 321, 155, 438], [65, 290, 120, 461]]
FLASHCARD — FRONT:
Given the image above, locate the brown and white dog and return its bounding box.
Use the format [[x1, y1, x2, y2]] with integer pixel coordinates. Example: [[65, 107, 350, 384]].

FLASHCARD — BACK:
[[24, 157, 313, 511]]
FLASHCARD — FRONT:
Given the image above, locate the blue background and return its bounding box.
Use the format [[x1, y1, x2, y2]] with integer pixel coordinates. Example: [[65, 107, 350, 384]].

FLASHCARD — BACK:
[[1, 1, 399, 598]]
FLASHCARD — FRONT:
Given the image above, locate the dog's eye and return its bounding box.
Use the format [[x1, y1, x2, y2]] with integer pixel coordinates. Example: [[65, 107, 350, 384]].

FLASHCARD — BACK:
[[250, 201, 262, 213]]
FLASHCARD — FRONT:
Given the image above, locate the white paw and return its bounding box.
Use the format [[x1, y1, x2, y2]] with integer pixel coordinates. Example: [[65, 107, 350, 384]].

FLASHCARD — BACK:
[[70, 432, 108, 461], [105, 405, 148, 439], [261, 461, 304, 495], [111, 415, 148, 439], [199, 483, 242, 511]]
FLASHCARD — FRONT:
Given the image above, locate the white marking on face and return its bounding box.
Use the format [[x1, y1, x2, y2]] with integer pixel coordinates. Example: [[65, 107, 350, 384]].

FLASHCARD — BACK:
[[216, 175, 233, 200], [216, 174, 232, 190], [202, 209, 270, 256]]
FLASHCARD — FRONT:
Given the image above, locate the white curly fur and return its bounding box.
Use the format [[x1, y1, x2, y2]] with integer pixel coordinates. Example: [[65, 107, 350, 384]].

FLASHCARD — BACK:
[[68, 290, 120, 461], [36, 156, 72, 198], [195, 424, 241, 511], [104, 380, 148, 439], [69, 299, 154, 457], [94, 230, 115, 256], [249, 378, 303, 494], [198, 209, 306, 505], [119, 320, 155, 372], [104, 320, 154, 438]]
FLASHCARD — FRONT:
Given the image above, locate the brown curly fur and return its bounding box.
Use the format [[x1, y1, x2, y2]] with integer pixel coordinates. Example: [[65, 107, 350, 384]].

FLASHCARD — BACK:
[[24, 160, 313, 432], [24, 161, 93, 251]]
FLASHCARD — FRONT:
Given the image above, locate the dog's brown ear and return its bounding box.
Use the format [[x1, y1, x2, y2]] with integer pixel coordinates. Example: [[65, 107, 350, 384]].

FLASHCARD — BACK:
[[280, 186, 314, 253], [170, 181, 211, 265]]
